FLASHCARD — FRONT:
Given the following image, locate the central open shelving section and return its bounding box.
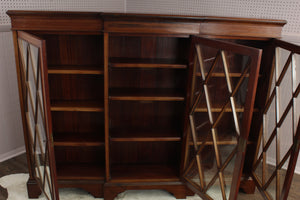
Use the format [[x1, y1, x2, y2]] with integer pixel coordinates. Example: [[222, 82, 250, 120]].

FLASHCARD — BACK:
[[107, 35, 189, 182]]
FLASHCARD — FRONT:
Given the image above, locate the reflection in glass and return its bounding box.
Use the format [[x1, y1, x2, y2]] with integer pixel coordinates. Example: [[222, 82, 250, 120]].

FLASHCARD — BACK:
[[184, 41, 254, 199]]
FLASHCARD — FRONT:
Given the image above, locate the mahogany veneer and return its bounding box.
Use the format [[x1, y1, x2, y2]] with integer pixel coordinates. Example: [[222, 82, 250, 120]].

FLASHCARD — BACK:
[[8, 10, 300, 200]]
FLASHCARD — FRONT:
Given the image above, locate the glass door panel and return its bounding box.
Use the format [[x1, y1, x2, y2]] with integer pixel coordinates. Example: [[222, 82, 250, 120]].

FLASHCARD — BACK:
[[18, 31, 59, 200]]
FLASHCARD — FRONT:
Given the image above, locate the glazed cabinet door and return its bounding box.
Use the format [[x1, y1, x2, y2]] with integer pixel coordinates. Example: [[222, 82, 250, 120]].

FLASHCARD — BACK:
[[251, 39, 300, 200], [17, 31, 59, 200], [182, 36, 262, 200]]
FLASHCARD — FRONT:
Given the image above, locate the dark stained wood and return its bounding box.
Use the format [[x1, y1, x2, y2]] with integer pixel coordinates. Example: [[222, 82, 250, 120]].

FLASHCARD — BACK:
[[52, 112, 104, 134], [41, 34, 103, 66], [104, 21, 200, 35], [7, 10, 293, 200], [27, 178, 42, 198], [11, 30, 37, 186], [2, 154, 300, 200], [39, 32, 60, 200], [239, 180, 256, 194], [109, 101, 184, 135], [110, 142, 181, 168], [110, 164, 179, 182], [248, 40, 300, 200], [182, 36, 262, 200], [0, 185, 8, 200], [242, 40, 275, 178], [109, 88, 185, 101], [17, 31, 60, 200], [229, 42, 261, 200], [54, 146, 105, 163], [104, 32, 110, 182], [102, 12, 286, 24], [51, 100, 104, 112], [7, 11, 286, 39], [110, 128, 181, 142], [48, 65, 104, 75], [280, 119, 300, 200], [56, 163, 105, 180], [200, 22, 283, 38], [7, 11, 102, 32], [53, 132, 104, 147], [48, 74, 104, 101], [110, 58, 187, 69]]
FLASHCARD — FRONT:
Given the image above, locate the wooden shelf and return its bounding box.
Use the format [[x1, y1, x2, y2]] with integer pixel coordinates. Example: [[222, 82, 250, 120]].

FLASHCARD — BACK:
[[110, 164, 179, 183], [195, 105, 259, 113], [109, 88, 185, 101], [188, 132, 253, 146], [53, 132, 104, 147], [195, 106, 244, 113], [56, 163, 105, 180], [190, 140, 238, 146], [189, 139, 253, 146], [196, 72, 249, 78], [110, 58, 187, 69], [48, 65, 104, 75], [51, 100, 104, 112], [110, 129, 181, 142]]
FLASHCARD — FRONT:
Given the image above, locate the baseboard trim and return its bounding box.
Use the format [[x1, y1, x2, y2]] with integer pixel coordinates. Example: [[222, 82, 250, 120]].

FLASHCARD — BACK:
[[281, 33, 300, 44], [0, 146, 26, 162], [267, 157, 300, 175], [0, 24, 11, 32]]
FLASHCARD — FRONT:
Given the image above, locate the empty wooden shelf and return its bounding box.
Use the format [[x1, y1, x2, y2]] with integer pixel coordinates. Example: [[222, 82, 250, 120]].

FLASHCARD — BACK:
[[110, 128, 181, 142], [53, 132, 104, 147], [51, 100, 104, 112], [48, 65, 104, 75], [56, 163, 105, 180], [110, 58, 187, 69], [109, 88, 185, 101], [110, 164, 179, 182]]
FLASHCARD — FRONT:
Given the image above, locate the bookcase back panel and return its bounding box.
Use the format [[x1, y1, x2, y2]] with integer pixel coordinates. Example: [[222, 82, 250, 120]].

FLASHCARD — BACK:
[[55, 146, 105, 164], [109, 101, 184, 131], [52, 112, 104, 133], [36, 34, 104, 66], [110, 141, 181, 165], [110, 68, 187, 90], [49, 74, 104, 100]]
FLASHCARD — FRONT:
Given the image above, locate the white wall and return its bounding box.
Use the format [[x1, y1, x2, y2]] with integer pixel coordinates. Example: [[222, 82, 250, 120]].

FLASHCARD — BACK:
[[1, 1, 300, 174], [126, 0, 300, 36], [0, 31, 25, 162]]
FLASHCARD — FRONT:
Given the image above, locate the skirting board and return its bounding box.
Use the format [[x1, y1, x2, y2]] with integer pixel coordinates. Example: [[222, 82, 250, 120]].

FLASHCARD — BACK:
[[0, 146, 25, 162], [267, 158, 300, 175], [281, 33, 300, 44], [0, 24, 11, 32]]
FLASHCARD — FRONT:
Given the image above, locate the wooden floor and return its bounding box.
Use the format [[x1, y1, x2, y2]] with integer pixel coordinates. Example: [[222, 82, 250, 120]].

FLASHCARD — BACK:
[[0, 153, 299, 200]]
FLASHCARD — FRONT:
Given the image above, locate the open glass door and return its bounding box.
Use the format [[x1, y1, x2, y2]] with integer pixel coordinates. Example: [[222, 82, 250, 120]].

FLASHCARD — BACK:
[[251, 39, 300, 200], [183, 36, 262, 200], [17, 31, 59, 200]]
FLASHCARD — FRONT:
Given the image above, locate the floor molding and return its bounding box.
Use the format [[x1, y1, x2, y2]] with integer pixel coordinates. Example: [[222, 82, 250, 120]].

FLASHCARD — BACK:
[[0, 24, 11, 32], [267, 157, 300, 175], [0, 146, 25, 162]]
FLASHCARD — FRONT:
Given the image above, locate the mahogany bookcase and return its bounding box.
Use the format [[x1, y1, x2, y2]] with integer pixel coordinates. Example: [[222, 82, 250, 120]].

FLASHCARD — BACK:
[[7, 10, 300, 200]]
